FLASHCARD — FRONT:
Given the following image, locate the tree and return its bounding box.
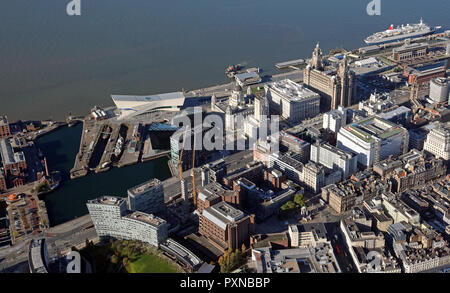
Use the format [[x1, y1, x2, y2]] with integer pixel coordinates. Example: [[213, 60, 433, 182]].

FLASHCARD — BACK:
[[280, 201, 295, 212], [294, 193, 306, 207], [111, 255, 119, 264], [241, 243, 246, 255]]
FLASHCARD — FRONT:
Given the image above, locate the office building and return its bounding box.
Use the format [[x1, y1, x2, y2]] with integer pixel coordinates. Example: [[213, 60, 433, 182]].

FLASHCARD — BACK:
[[251, 242, 341, 273], [199, 201, 255, 251], [254, 94, 269, 121], [337, 116, 409, 167], [321, 170, 390, 213], [373, 149, 446, 193], [127, 178, 165, 216], [87, 196, 168, 247], [392, 43, 428, 62], [423, 122, 450, 160], [381, 192, 421, 227], [303, 44, 356, 110], [429, 77, 449, 103], [170, 125, 215, 171], [310, 141, 358, 180], [393, 229, 450, 273], [358, 91, 395, 116], [197, 181, 238, 213], [28, 238, 50, 273], [265, 79, 320, 124], [288, 223, 328, 248], [323, 106, 348, 133], [279, 131, 311, 162]]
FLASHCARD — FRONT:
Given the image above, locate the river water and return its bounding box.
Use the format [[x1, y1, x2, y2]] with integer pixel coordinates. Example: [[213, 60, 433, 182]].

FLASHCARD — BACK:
[[1, 0, 449, 121], [36, 124, 171, 226]]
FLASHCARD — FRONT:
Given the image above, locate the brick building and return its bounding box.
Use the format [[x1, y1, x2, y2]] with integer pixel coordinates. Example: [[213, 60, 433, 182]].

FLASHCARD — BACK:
[[199, 201, 255, 251]]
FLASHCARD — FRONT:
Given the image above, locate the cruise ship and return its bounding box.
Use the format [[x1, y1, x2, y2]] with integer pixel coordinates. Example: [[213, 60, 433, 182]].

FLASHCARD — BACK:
[[364, 18, 441, 45]]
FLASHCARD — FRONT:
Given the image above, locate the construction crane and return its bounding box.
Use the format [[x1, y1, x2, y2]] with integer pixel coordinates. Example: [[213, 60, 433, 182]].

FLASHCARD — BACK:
[[178, 127, 189, 201], [409, 77, 441, 117], [410, 77, 421, 114], [191, 130, 198, 209]]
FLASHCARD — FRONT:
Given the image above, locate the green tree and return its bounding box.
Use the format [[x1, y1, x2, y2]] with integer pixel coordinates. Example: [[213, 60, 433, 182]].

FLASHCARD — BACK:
[[281, 201, 295, 211], [294, 193, 306, 207], [111, 255, 119, 264]]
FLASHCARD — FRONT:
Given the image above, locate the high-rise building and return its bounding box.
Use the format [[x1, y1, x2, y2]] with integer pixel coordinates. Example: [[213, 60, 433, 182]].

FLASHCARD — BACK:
[[127, 178, 165, 216], [254, 94, 269, 121], [310, 141, 358, 180], [423, 123, 450, 160], [303, 44, 356, 110], [323, 106, 348, 133], [429, 77, 449, 103], [87, 196, 169, 247], [265, 79, 320, 124], [337, 116, 409, 167]]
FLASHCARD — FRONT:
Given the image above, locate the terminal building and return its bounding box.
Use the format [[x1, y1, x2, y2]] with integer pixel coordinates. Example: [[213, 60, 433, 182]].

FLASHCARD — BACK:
[[337, 116, 409, 167], [392, 43, 428, 62], [112, 92, 209, 120], [264, 79, 320, 124]]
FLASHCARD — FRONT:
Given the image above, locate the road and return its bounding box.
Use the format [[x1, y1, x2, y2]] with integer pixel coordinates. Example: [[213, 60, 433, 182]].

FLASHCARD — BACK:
[[0, 214, 97, 272], [186, 69, 303, 98]]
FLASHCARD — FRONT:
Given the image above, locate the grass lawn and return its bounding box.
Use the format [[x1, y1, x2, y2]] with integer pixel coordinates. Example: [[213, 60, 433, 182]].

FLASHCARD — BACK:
[[126, 253, 180, 273]]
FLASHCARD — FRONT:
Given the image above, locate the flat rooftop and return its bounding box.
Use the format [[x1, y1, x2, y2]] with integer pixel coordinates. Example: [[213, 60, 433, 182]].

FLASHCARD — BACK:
[[315, 141, 355, 160], [126, 211, 166, 227], [198, 182, 231, 202], [202, 201, 244, 230], [29, 239, 48, 273], [112, 92, 185, 103], [0, 116, 8, 127], [128, 178, 162, 196], [343, 116, 404, 143], [0, 138, 25, 166], [393, 42, 428, 53], [297, 222, 328, 240], [280, 130, 309, 147], [377, 106, 411, 121], [267, 79, 319, 101], [88, 196, 126, 206]]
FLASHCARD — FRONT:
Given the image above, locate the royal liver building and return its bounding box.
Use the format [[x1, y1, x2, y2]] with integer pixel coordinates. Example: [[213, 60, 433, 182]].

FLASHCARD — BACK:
[[303, 43, 356, 110]]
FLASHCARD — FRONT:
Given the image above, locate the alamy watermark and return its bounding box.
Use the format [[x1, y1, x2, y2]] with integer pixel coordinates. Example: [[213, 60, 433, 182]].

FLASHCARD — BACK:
[[66, 1, 380, 16], [67, 0, 81, 16], [367, 0, 381, 16], [66, 250, 81, 273], [171, 107, 279, 153]]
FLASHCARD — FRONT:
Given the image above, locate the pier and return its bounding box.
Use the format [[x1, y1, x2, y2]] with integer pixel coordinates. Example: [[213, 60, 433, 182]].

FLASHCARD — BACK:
[[275, 59, 305, 69]]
